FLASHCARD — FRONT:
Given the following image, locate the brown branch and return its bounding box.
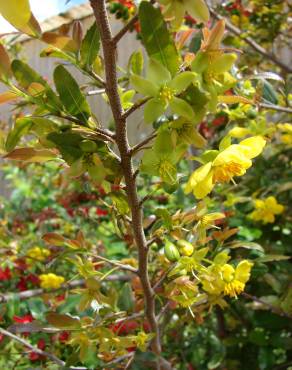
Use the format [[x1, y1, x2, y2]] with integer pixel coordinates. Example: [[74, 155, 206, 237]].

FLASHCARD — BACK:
[[0, 275, 131, 304], [89, 1, 171, 369], [113, 14, 139, 44], [130, 132, 157, 156], [210, 9, 292, 74], [54, 114, 115, 142], [259, 103, 292, 114], [0, 327, 86, 369], [123, 97, 150, 119], [94, 254, 138, 273], [242, 292, 292, 319]]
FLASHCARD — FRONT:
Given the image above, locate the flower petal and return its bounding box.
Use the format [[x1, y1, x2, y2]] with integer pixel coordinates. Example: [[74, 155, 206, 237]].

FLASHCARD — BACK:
[[169, 97, 194, 120], [130, 74, 158, 97], [147, 59, 171, 86], [238, 136, 266, 159], [144, 98, 166, 123]]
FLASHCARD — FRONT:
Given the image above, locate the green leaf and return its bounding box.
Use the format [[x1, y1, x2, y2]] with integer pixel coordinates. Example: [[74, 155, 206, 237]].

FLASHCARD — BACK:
[[117, 283, 135, 312], [5, 118, 33, 151], [47, 131, 83, 163], [256, 255, 290, 263], [53, 65, 91, 122], [110, 191, 130, 215], [139, 1, 180, 76], [169, 97, 194, 119], [262, 80, 278, 104], [144, 98, 166, 123], [128, 50, 144, 75], [229, 241, 264, 252], [11, 60, 61, 112], [80, 21, 100, 68]]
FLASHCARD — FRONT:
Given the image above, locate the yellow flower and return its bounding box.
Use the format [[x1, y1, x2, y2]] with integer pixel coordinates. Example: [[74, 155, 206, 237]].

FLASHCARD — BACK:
[[201, 258, 253, 298], [221, 261, 253, 297], [39, 273, 64, 289], [277, 123, 292, 144], [27, 247, 50, 262], [185, 136, 266, 199], [249, 196, 284, 224]]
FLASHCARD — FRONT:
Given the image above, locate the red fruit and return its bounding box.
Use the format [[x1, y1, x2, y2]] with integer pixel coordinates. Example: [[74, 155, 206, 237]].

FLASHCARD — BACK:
[[96, 208, 108, 216], [37, 338, 46, 350], [27, 274, 40, 286], [17, 277, 28, 291], [0, 267, 11, 281], [29, 352, 40, 361], [13, 314, 34, 324], [111, 320, 139, 335], [142, 321, 151, 333], [59, 331, 70, 343]]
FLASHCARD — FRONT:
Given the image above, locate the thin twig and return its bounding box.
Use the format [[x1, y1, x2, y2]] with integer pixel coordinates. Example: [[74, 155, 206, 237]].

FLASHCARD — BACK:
[[87, 69, 106, 87], [95, 254, 138, 273], [130, 132, 157, 156], [55, 114, 115, 142], [210, 8, 292, 74], [0, 327, 86, 369], [259, 103, 292, 114], [242, 292, 292, 319], [0, 275, 131, 303], [113, 14, 139, 44], [123, 97, 150, 119]]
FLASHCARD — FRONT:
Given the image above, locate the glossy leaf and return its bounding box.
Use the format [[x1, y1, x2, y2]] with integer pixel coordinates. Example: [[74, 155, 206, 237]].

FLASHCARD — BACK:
[[139, 1, 180, 76], [0, 0, 41, 37], [5, 118, 33, 151], [11, 60, 61, 111], [53, 65, 91, 121], [80, 22, 100, 68]]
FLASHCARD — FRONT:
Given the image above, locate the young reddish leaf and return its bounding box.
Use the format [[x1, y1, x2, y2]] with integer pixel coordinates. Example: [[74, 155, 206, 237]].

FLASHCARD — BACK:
[[0, 43, 12, 80], [42, 32, 79, 53], [4, 148, 57, 162], [42, 233, 66, 246], [0, 91, 18, 105], [46, 313, 81, 329], [218, 95, 254, 105]]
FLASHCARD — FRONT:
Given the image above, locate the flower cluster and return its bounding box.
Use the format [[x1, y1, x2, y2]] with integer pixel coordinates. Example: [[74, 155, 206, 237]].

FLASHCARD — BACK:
[[26, 246, 51, 262], [249, 196, 284, 224], [39, 273, 65, 289]]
